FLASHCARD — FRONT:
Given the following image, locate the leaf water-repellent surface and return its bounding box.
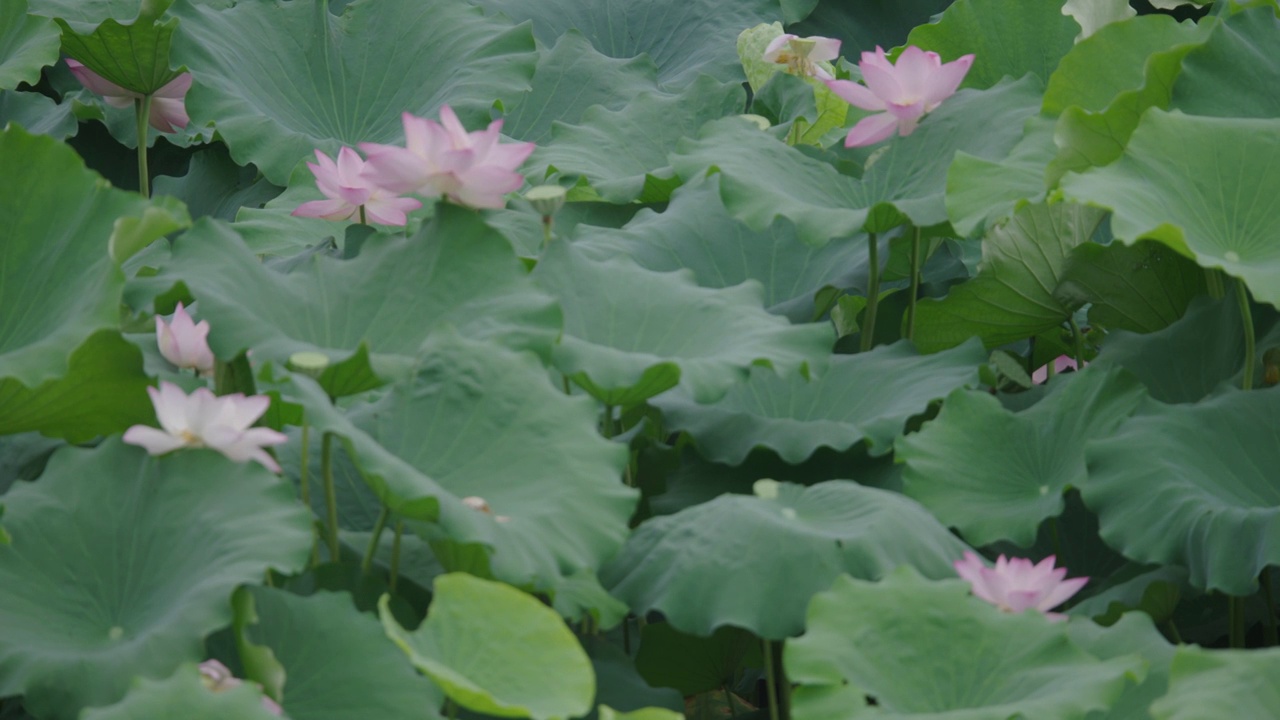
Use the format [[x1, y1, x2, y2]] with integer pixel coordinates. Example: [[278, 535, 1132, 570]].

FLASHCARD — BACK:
[[3, 0, 1280, 718]]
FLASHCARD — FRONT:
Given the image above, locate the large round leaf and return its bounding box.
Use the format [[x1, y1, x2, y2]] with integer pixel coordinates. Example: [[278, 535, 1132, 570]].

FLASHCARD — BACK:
[[80, 665, 283, 720], [1149, 646, 1280, 720], [785, 568, 1145, 720], [1083, 386, 1280, 595], [244, 587, 443, 720], [533, 239, 834, 406], [601, 480, 972, 639], [158, 205, 560, 397], [0, 0, 59, 91], [1060, 110, 1280, 306], [380, 574, 594, 720], [288, 332, 636, 588], [170, 0, 537, 184], [28, 0, 183, 94], [470, 0, 782, 88], [0, 439, 312, 719], [945, 114, 1057, 238], [1067, 612, 1177, 720], [1171, 5, 1280, 118], [899, 367, 1147, 547], [1058, 240, 1207, 334], [653, 339, 986, 465]]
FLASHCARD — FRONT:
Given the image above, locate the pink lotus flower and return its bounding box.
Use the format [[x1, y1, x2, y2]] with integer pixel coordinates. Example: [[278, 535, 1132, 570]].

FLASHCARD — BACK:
[[824, 46, 974, 147], [1032, 355, 1083, 384], [763, 34, 842, 80], [954, 551, 1088, 621], [360, 105, 536, 210], [291, 147, 422, 225], [198, 660, 283, 716], [156, 302, 215, 376], [123, 382, 288, 472], [65, 58, 191, 133]]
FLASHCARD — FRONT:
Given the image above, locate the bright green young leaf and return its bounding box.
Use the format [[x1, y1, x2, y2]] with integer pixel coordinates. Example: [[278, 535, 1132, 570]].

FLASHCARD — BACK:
[[245, 587, 444, 720], [170, 0, 537, 184], [1149, 646, 1280, 720], [1083, 387, 1280, 595], [601, 480, 971, 639], [899, 367, 1147, 547], [80, 665, 283, 720], [672, 76, 1043, 244], [158, 205, 560, 397], [1058, 240, 1207, 333], [469, 0, 782, 88], [1060, 110, 1280, 307], [534, 239, 833, 406], [379, 574, 594, 720], [571, 173, 868, 322], [153, 145, 283, 222], [529, 76, 744, 204], [503, 31, 661, 145], [913, 203, 1107, 354], [598, 707, 684, 720], [653, 339, 986, 465], [1170, 5, 1280, 118], [945, 115, 1057, 238], [287, 332, 635, 588], [0, 440, 311, 719], [0, 1, 60, 91], [906, 0, 1080, 89], [1063, 0, 1137, 40], [785, 568, 1145, 720]]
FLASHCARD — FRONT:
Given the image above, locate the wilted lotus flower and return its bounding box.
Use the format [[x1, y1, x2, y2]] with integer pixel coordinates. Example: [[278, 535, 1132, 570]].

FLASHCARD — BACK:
[[156, 302, 215, 376], [824, 46, 973, 147], [198, 660, 283, 716], [292, 147, 422, 225], [954, 551, 1088, 621], [763, 33, 841, 80], [65, 58, 191, 133], [360, 105, 536, 210], [123, 382, 288, 472]]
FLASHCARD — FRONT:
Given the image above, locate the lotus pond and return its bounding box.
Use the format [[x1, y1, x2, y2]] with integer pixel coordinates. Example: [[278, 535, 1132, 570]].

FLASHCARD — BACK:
[[2, 0, 1280, 718]]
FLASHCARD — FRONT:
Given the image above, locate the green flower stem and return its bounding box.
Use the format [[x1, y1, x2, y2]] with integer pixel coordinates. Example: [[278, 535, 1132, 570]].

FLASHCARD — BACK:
[[1237, 278, 1256, 391], [541, 216, 553, 250], [905, 226, 922, 341], [763, 639, 780, 720], [299, 419, 320, 568], [1229, 595, 1245, 648], [134, 95, 152, 198], [1164, 619, 1184, 645], [1068, 316, 1087, 369], [389, 519, 404, 593], [1206, 268, 1225, 300], [359, 205, 367, 225], [860, 232, 880, 352], [321, 432, 341, 562], [1262, 572, 1278, 647], [361, 506, 390, 575], [724, 685, 739, 718], [602, 404, 616, 438]]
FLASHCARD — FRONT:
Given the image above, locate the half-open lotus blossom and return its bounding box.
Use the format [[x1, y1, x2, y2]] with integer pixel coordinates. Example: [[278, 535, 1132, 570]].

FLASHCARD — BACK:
[[359, 105, 536, 210], [198, 660, 283, 716], [1031, 355, 1084, 384], [123, 382, 288, 472], [65, 58, 192, 133], [763, 33, 842, 80], [292, 147, 422, 225], [824, 46, 974, 147], [954, 551, 1088, 621], [156, 302, 215, 376]]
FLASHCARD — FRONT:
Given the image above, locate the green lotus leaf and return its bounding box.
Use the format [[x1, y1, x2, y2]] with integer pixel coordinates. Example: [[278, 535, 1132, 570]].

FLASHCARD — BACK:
[[0, 439, 312, 719], [634, 623, 757, 697], [379, 574, 594, 720], [1083, 387, 1280, 594], [1067, 612, 1176, 720], [80, 665, 282, 720], [533, 239, 833, 406], [598, 707, 684, 720], [572, 173, 868, 322], [169, 0, 537, 184], [653, 339, 986, 465], [1057, 240, 1207, 334], [153, 145, 282, 223], [601, 480, 971, 639], [503, 31, 660, 144], [945, 115, 1056, 238], [0, 1, 59, 91], [1059, 110, 1280, 306], [550, 569, 630, 630], [785, 568, 1146, 720], [906, 0, 1080, 89], [1149, 646, 1280, 720], [584, 637, 684, 719], [470, 0, 782, 88], [671, 76, 1043, 245], [0, 89, 78, 139], [913, 203, 1107, 354], [244, 587, 444, 720], [1062, 0, 1137, 40], [1171, 5, 1280, 118], [899, 367, 1147, 547], [788, 0, 952, 56], [157, 205, 560, 397], [286, 332, 636, 588], [27, 0, 184, 94], [530, 75, 744, 204]]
